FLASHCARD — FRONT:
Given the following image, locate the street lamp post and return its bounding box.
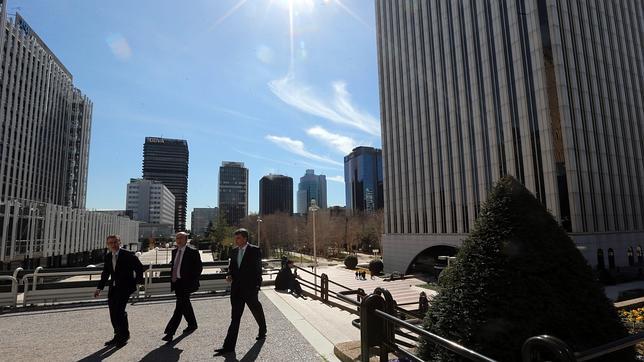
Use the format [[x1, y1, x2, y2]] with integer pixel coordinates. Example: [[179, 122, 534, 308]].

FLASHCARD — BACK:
[[308, 199, 320, 296], [165, 243, 170, 263], [154, 247, 159, 264], [257, 217, 263, 252]]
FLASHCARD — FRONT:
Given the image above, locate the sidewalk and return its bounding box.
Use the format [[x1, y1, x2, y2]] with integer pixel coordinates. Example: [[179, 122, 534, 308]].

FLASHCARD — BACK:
[[0, 293, 323, 361], [264, 289, 352, 361]]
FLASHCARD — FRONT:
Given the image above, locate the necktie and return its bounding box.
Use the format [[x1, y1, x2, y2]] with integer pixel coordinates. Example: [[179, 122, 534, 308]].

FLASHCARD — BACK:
[[172, 248, 183, 283], [112, 252, 117, 287], [237, 247, 244, 268]]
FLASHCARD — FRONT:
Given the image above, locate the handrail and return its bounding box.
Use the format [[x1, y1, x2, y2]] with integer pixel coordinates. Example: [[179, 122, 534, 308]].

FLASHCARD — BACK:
[[335, 290, 361, 307], [293, 265, 353, 291], [373, 308, 497, 362], [12, 267, 23, 281], [521, 335, 575, 362], [0, 275, 19, 307], [575, 332, 644, 361], [32, 266, 43, 292]]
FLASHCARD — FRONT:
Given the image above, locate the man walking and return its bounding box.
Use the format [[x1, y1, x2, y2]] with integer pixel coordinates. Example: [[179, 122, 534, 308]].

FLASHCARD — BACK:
[[94, 235, 144, 347], [214, 228, 267, 356], [162, 232, 203, 341]]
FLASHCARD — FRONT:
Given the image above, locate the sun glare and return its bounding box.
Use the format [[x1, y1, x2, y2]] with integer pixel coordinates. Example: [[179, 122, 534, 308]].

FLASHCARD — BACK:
[[275, 0, 316, 13]]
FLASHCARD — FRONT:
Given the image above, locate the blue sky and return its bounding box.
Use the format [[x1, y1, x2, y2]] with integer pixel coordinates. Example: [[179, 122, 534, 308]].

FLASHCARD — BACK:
[[9, 0, 381, 225]]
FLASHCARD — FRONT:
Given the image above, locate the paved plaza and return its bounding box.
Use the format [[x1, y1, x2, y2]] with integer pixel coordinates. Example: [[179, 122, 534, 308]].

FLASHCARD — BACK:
[[0, 293, 322, 361]]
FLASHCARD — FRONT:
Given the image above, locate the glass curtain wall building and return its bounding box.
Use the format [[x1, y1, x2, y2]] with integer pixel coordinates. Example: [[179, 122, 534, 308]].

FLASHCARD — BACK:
[[296, 169, 327, 214], [142, 137, 189, 232], [259, 174, 293, 215], [344, 147, 384, 214], [218, 162, 248, 226]]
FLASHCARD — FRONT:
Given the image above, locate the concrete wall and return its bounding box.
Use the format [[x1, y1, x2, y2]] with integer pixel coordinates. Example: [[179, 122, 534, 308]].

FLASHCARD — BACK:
[[384, 231, 644, 274]]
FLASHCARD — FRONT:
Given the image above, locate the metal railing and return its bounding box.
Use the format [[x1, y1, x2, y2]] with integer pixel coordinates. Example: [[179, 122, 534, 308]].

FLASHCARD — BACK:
[[0, 275, 19, 307], [1, 259, 282, 309], [292, 267, 644, 361]]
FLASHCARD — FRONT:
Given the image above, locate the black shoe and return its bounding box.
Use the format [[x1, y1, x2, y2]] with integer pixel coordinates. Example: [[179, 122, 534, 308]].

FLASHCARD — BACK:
[[114, 339, 128, 348], [214, 348, 233, 356], [162, 334, 173, 342], [182, 325, 198, 334], [104, 338, 117, 346]]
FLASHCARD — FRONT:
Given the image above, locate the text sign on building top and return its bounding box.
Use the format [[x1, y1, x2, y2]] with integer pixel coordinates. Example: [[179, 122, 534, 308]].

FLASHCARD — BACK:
[[16, 15, 34, 39], [147, 138, 165, 144]]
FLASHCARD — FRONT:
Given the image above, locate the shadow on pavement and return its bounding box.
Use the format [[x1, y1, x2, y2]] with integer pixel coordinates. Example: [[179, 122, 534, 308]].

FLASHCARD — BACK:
[[77, 345, 121, 361], [138, 332, 191, 362], [239, 339, 265, 362], [213, 339, 265, 362]]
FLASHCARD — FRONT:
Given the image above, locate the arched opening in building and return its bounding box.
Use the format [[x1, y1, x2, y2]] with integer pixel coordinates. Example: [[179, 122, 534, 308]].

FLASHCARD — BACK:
[[597, 249, 605, 270], [638, 246, 643, 265], [608, 248, 615, 270], [628, 247, 635, 266], [407, 245, 458, 277]]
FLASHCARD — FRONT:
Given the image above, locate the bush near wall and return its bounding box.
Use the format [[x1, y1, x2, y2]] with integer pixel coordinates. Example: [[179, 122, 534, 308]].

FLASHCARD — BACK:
[[344, 254, 358, 269]]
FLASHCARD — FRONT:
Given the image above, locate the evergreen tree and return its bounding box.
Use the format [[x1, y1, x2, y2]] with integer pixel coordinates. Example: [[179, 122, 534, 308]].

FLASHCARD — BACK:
[[420, 176, 632, 361]]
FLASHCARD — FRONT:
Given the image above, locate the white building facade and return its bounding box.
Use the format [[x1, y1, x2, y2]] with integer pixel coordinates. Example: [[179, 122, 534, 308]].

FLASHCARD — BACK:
[[376, 0, 644, 272], [126, 179, 175, 226]]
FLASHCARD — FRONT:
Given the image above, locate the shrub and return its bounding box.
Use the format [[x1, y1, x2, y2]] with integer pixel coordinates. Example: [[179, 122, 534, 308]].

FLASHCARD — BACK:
[[369, 259, 384, 275], [344, 254, 358, 269], [419, 176, 633, 361]]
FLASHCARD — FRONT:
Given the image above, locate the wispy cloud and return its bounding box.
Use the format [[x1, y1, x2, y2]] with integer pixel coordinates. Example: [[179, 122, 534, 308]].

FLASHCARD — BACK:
[[210, 105, 269, 124], [106, 34, 132, 61], [256, 45, 274, 64], [268, 74, 380, 136], [306, 126, 357, 154], [327, 175, 345, 183], [265, 135, 343, 166]]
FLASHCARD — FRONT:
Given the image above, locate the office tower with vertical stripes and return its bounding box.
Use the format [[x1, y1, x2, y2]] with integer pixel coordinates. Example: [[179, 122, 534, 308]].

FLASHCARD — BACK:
[[142, 137, 189, 232], [0, 12, 92, 208], [376, 0, 644, 272]]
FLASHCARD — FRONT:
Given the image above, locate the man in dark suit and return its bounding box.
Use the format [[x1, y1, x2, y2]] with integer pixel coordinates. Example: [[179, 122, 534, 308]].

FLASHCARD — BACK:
[[94, 235, 144, 347], [214, 228, 267, 356], [162, 232, 203, 341]]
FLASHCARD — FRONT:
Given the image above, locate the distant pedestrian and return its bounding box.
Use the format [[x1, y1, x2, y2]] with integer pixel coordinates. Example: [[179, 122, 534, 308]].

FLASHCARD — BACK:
[[355, 271, 359, 279]]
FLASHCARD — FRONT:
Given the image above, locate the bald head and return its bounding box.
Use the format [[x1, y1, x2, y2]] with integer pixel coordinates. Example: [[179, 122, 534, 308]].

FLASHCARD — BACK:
[[176, 232, 188, 247]]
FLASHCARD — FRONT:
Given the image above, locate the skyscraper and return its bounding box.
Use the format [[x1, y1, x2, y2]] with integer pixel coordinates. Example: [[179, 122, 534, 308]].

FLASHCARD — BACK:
[[0, 13, 92, 208], [344, 147, 383, 214], [218, 162, 248, 226], [376, 0, 644, 272], [126, 178, 175, 226], [0, 6, 137, 269], [191, 207, 219, 236], [142, 137, 189, 232], [260, 174, 293, 215], [297, 169, 327, 214]]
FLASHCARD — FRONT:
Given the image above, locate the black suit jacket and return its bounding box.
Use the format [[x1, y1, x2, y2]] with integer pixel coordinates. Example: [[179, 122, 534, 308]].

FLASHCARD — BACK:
[[227, 244, 263, 292], [170, 246, 203, 293], [97, 249, 144, 295]]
